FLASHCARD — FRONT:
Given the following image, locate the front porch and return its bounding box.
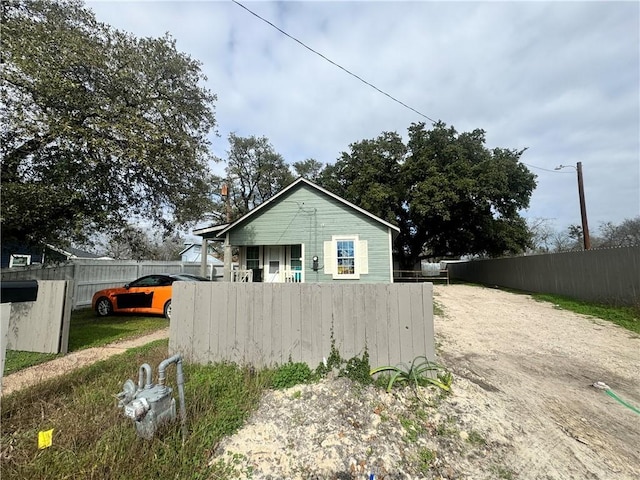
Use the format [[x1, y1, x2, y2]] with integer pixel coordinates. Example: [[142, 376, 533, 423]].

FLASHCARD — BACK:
[[232, 244, 304, 283]]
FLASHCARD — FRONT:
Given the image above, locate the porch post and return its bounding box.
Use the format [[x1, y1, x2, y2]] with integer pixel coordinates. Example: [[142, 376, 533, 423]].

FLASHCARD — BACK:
[[200, 238, 208, 278], [224, 233, 232, 281]]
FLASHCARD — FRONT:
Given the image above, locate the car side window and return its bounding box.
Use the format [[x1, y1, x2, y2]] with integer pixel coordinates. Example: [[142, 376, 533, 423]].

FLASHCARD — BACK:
[[130, 276, 160, 287]]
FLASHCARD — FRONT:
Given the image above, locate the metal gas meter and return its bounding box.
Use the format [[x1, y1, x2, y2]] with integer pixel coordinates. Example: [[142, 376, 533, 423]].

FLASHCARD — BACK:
[[116, 354, 187, 440]]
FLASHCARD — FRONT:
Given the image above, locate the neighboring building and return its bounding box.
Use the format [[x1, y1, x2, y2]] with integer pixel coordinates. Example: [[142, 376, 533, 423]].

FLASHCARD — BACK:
[[194, 178, 400, 283], [179, 242, 224, 279], [179, 242, 223, 266], [1, 243, 110, 269]]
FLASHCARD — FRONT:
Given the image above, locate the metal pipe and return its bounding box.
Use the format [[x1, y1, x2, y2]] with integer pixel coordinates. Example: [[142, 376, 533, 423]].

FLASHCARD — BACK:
[[157, 354, 187, 441], [137, 363, 153, 391]]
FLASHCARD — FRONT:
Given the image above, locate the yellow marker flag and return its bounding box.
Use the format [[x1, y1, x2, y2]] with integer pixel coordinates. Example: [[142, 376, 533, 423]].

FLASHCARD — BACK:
[[38, 429, 54, 449]]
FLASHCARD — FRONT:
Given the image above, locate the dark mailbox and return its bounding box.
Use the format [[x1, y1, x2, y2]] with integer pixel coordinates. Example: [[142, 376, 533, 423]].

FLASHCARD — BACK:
[[0, 280, 39, 303]]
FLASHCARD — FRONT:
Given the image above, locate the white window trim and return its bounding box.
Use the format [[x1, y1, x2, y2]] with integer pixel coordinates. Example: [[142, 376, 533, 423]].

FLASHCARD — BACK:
[[324, 235, 368, 280], [9, 254, 31, 268]]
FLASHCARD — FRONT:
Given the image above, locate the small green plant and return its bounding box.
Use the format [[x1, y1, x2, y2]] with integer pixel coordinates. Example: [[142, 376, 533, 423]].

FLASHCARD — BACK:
[[416, 448, 437, 474], [370, 356, 452, 393], [339, 348, 372, 385], [400, 417, 423, 443], [209, 452, 254, 479], [314, 326, 371, 385], [467, 430, 486, 446], [271, 361, 312, 389], [435, 416, 458, 437]]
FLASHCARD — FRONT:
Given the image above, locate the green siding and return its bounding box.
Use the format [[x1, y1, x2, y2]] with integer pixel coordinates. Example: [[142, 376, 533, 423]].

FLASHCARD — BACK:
[[229, 185, 393, 283]]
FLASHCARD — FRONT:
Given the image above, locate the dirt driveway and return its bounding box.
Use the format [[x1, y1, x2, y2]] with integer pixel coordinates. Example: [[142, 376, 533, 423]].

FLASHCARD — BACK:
[[434, 284, 640, 479]]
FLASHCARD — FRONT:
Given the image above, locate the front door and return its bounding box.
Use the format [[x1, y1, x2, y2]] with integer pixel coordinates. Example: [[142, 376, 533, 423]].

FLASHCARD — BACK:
[[264, 246, 284, 283]]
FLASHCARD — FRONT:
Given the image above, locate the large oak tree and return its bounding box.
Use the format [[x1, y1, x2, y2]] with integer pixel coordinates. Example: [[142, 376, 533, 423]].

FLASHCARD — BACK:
[[223, 133, 294, 219], [318, 122, 537, 268], [1, 0, 217, 247]]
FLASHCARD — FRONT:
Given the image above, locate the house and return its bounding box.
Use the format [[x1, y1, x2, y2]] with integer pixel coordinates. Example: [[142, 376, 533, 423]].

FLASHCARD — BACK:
[[193, 178, 400, 283], [1, 243, 110, 269], [179, 242, 223, 266], [179, 242, 224, 279]]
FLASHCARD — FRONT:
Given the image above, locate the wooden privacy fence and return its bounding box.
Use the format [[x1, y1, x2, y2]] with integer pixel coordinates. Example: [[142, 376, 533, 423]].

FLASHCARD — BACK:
[[170, 283, 435, 369], [447, 245, 640, 306], [1, 260, 212, 309]]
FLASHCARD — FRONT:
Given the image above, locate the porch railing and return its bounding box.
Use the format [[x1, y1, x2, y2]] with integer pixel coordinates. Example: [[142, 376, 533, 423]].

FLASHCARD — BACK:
[[283, 267, 302, 283], [231, 269, 253, 282]]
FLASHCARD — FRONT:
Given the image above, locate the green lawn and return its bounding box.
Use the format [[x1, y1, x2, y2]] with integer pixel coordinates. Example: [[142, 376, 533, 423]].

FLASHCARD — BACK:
[[3, 309, 168, 375], [530, 292, 640, 334], [1, 340, 272, 480]]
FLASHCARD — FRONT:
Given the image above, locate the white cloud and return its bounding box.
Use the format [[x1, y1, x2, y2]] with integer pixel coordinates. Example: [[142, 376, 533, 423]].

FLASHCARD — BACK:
[[87, 0, 640, 232]]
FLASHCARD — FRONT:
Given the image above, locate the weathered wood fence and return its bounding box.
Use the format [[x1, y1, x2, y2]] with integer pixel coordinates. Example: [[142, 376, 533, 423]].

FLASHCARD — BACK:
[[447, 246, 639, 306], [1, 260, 213, 309], [2, 280, 72, 354], [170, 283, 435, 369]]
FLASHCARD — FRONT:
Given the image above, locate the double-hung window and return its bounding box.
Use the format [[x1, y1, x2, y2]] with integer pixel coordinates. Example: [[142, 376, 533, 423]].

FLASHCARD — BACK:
[[324, 235, 368, 279], [246, 246, 260, 270], [336, 239, 355, 275]]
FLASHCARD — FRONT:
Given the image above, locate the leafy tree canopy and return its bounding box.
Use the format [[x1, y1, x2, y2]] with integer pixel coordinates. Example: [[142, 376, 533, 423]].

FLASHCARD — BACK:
[[318, 122, 537, 267], [292, 158, 324, 182], [1, 0, 217, 248], [223, 133, 294, 219]]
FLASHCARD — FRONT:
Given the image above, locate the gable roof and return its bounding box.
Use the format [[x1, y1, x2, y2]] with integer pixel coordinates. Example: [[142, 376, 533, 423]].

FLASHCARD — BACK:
[[194, 178, 400, 239], [46, 244, 107, 259]]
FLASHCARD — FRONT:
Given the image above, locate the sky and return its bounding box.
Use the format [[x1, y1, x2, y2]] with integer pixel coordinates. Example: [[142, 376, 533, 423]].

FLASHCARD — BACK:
[[87, 0, 640, 236]]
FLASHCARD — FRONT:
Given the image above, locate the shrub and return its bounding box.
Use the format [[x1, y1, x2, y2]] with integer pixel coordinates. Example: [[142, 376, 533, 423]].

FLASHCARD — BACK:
[[271, 362, 312, 389]]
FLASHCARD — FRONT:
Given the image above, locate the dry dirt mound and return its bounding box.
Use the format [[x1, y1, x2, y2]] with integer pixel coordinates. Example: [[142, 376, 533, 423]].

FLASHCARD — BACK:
[[209, 285, 640, 479]]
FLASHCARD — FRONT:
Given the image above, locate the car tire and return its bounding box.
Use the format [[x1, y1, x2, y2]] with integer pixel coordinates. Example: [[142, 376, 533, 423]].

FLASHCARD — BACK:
[[164, 300, 172, 320], [96, 297, 113, 317]]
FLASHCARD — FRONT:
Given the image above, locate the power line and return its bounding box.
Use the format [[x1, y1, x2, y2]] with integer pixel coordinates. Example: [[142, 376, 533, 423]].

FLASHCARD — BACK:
[[522, 162, 573, 173], [231, 0, 438, 124]]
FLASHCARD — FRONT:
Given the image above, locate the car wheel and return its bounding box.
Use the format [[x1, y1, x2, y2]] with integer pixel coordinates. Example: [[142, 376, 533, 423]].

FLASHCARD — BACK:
[[164, 300, 172, 320], [96, 297, 113, 317]]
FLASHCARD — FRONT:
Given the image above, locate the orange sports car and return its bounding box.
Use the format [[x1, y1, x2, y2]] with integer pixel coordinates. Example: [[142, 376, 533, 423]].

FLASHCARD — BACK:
[[92, 273, 209, 320]]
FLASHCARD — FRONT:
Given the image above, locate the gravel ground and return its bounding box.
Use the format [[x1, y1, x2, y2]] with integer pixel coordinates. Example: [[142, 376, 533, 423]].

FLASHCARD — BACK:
[[209, 284, 640, 480]]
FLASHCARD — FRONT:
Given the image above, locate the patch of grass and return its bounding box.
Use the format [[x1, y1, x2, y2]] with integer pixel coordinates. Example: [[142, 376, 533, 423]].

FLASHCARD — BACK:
[[1, 339, 269, 480], [4, 309, 167, 375], [433, 300, 444, 317], [3, 351, 59, 376], [467, 430, 486, 446], [400, 416, 423, 443], [490, 464, 516, 479], [531, 293, 640, 334], [416, 448, 437, 474]]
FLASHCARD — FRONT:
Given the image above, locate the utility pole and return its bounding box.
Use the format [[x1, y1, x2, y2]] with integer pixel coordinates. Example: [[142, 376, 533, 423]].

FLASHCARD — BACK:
[[555, 162, 591, 250], [576, 162, 590, 250]]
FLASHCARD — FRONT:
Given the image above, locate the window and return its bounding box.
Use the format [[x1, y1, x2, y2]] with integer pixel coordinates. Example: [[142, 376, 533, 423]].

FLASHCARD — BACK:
[[9, 254, 31, 268], [336, 240, 355, 275], [290, 244, 302, 271], [246, 246, 260, 270], [324, 235, 368, 279]]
